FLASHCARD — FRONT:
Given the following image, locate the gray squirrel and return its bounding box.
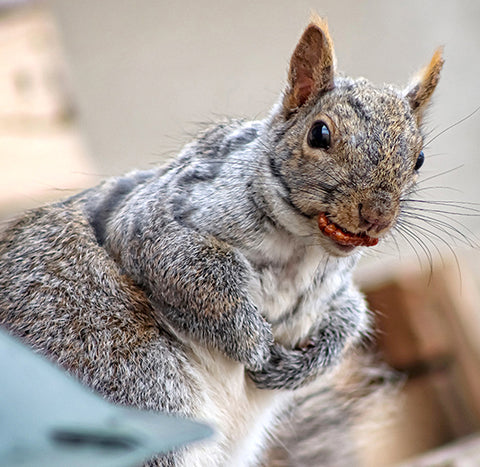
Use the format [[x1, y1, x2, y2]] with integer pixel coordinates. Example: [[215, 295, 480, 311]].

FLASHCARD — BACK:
[[0, 16, 443, 466]]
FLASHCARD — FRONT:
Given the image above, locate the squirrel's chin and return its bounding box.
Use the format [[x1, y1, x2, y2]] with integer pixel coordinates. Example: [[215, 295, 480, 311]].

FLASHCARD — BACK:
[[321, 238, 359, 257]]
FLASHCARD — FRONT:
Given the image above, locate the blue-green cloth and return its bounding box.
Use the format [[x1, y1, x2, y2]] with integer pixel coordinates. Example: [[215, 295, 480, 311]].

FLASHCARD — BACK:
[[0, 329, 213, 467]]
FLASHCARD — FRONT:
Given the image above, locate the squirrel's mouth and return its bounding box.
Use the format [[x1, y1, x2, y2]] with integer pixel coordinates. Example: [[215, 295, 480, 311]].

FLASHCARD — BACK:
[[317, 213, 379, 248]]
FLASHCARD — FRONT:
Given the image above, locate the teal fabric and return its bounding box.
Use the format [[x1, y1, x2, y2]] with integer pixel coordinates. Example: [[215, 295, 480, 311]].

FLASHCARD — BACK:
[[0, 329, 213, 467]]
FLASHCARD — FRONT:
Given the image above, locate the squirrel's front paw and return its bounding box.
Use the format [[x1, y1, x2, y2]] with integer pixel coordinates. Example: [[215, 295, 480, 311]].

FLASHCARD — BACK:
[[247, 343, 321, 391], [247, 328, 344, 390], [232, 309, 273, 371]]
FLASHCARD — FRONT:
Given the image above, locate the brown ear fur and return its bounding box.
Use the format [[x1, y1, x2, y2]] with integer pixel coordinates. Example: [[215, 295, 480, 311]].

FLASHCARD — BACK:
[[283, 16, 336, 115], [405, 48, 444, 120]]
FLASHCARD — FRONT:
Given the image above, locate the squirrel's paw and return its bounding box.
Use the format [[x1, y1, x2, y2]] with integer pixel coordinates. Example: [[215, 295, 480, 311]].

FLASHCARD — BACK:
[[246, 343, 313, 390], [232, 310, 273, 371], [246, 329, 343, 390]]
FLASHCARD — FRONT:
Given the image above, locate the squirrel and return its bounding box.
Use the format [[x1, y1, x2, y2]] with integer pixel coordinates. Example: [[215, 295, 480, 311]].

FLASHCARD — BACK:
[[0, 16, 443, 467]]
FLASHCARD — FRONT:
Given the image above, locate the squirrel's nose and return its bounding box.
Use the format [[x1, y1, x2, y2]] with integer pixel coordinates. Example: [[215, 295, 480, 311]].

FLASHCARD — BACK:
[[358, 201, 394, 234]]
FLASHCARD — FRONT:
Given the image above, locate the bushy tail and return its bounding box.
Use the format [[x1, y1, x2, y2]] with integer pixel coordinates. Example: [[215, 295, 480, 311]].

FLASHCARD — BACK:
[[264, 351, 402, 467]]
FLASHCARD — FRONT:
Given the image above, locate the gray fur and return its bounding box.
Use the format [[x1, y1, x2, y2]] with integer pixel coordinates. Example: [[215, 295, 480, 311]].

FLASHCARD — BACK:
[[0, 19, 441, 466]]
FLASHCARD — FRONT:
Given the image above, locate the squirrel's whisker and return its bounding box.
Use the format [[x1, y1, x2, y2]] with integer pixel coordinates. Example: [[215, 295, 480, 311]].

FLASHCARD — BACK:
[[423, 105, 480, 148]]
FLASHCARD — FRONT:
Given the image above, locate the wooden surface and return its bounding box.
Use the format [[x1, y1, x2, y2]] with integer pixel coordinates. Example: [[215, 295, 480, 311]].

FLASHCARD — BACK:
[[357, 256, 480, 466], [398, 432, 480, 467]]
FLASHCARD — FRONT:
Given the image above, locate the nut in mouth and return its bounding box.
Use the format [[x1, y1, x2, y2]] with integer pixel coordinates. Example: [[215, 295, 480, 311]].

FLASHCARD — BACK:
[[317, 213, 379, 247]]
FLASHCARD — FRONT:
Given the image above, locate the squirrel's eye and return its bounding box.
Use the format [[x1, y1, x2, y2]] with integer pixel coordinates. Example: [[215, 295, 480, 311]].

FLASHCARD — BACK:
[[414, 151, 425, 171], [307, 121, 331, 150]]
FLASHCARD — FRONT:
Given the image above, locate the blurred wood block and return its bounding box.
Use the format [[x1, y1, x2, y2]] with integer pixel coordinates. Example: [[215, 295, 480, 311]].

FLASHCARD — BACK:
[[366, 273, 454, 371], [0, 5, 98, 217], [397, 432, 480, 467], [358, 255, 480, 465]]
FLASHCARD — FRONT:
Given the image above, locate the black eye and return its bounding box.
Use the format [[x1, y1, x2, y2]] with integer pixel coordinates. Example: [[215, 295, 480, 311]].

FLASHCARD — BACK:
[[307, 121, 331, 149], [414, 150, 425, 171]]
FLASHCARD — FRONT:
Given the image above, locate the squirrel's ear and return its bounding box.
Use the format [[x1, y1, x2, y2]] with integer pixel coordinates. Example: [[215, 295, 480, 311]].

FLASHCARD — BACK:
[[283, 15, 336, 116], [405, 48, 444, 121]]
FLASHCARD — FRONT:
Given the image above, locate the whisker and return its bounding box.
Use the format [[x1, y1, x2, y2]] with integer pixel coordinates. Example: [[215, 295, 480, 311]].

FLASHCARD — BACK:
[[405, 185, 463, 196], [401, 204, 480, 217], [393, 222, 432, 272], [401, 199, 480, 215], [415, 165, 465, 186], [396, 217, 462, 282], [424, 106, 480, 148], [398, 218, 445, 268], [400, 210, 478, 248]]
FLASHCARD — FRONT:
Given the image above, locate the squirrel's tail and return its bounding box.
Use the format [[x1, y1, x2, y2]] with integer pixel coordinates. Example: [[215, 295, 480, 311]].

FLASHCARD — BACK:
[[264, 352, 401, 467]]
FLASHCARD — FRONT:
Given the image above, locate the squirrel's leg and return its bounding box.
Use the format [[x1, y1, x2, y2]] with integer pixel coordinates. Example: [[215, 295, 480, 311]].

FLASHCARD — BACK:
[[247, 287, 370, 390], [107, 222, 273, 371]]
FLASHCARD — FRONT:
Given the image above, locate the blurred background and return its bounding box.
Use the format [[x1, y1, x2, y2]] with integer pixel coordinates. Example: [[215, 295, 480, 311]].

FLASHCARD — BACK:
[[1, 0, 480, 465]]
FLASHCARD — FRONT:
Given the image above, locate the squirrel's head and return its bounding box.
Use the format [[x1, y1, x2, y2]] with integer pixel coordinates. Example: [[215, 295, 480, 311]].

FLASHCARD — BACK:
[[267, 16, 444, 257]]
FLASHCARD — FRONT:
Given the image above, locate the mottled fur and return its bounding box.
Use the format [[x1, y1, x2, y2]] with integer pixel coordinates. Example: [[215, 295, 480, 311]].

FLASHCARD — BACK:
[[0, 18, 442, 466]]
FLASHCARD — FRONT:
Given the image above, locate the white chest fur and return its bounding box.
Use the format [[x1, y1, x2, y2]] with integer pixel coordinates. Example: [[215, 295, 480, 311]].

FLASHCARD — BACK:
[[246, 230, 355, 347], [182, 345, 289, 467]]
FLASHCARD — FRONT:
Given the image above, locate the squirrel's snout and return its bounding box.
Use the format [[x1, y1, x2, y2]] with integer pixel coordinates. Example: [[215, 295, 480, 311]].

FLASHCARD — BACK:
[[358, 201, 396, 234]]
